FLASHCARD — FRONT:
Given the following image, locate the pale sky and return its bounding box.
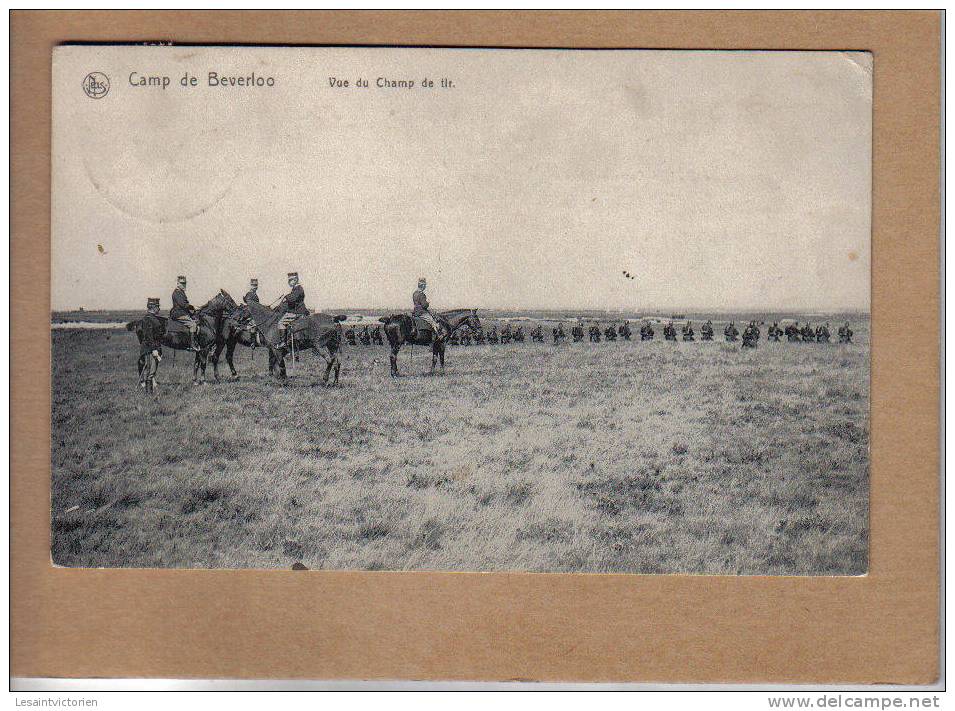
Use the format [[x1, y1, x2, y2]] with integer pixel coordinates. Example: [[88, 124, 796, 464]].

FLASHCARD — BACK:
[[52, 46, 871, 312]]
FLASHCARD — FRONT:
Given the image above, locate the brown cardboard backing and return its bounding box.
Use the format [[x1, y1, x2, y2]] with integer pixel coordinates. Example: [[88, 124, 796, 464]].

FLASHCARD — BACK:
[[11, 11, 941, 683]]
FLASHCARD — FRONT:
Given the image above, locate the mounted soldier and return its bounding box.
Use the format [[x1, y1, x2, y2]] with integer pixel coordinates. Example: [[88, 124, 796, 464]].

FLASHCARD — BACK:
[[700, 320, 714, 341], [243, 278, 260, 305], [640, 320, 655, 341], [618, 322, 632, 341], [275, 271, 309, 345], [838, 322, 854, 344], [138, 297, 165, 391], [604, 324, 617, 341], [724, 321, 739, 342], [572, 324, 585, 342], [412, 277, 446, 342], [682, 321, 695, 341], [170, 275, 200, 351], [768, 321, 783, 341]]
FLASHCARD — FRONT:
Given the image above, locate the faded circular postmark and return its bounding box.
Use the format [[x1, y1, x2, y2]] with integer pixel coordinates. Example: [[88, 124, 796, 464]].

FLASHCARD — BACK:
[[82, 72, 110, 99]]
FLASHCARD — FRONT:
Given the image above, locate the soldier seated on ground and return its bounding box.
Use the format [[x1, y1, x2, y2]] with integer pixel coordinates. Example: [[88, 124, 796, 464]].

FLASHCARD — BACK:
[[487, 326, 499, 344], [664, 321, 678, 341], [500, 323, 512, 344], [816, 323, 831, 343], [682, 322, 695, 341], [767, 321, 783, 341], [572, 324, 585, 342], [553, 323, 567, 344], [640, 321, 655, 341], [741, 321, 760, 348], [513, 326, 525, 343], [801, 322, 815, 341], [785, 323, 801, 342], [700, 320, 714, 341], [618, 322, 632, 341], [838, 322, 853, 344], [371, 325, 384, 345], [359, 326, 371, 346], [724, 321, 739, 342], [589, 324, 602, 343], [344, 325, 357, 346], [530, 325, 544, 343], [604, 325, 617, 341]]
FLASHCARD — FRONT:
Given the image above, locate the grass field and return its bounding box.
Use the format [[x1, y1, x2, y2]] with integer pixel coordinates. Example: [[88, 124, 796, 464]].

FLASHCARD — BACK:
[[51, 317, 869, 574]]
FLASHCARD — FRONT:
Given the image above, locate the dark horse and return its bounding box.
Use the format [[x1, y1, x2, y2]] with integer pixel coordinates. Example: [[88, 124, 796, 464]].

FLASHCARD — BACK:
[[211, 304, 267, 381], [126, 290, 238, 384], [379, 309, 480, 377], [246, 300, 346, 385]]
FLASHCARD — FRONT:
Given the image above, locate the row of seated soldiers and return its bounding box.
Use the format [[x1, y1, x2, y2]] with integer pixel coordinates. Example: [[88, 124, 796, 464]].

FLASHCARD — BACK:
[[342, 324, 385, 346], [649, 320, 853, 346]]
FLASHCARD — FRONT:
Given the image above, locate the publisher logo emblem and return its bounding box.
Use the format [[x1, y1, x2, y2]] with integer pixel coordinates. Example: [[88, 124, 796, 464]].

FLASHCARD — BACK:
[[82, 72, 110, 99]]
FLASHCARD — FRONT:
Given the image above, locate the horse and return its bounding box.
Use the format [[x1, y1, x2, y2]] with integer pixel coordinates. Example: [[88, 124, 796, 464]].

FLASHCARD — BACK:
[[213, 305, 266, 381], [378, 309, 480, 377], [126, 289, 237, 384], [246, 300, 346, 385]]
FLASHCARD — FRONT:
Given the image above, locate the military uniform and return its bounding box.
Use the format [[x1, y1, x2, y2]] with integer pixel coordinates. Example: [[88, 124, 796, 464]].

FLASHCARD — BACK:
[[700, 321, 714, 341], [572, 325, 585, 342], [767, 322, 782, 341], [360, 326, 371, 346], [345, 326, 357, 346], [553, 324, 566, 344], [816, 324, 831, 343], [741, 321, 760, 348], [605, 325, 617, 341], [640, 322, 655, 341], [786, 323, 801, 342], [664, 322, 677, 341], [170, 277, 200, 350], [801, 323, 815, 341], [243, 279, 260, 305], [531, 325, 544, 343], [513, 326, 525, 343], [589, 325, 601, 343], [619, 323, 632, 341], [500, 324, 512, 344], [371, 326, 384, 345], [838, 323, 853, 344], [682, 323, 695, 341], [487, 326, 499, 344], [724, 322, 739, 342], [138, 298, 165, 389]]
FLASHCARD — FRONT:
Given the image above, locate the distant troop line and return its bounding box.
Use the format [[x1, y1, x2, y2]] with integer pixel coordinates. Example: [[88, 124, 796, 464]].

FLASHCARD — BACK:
[[127, 274, 856, 392]]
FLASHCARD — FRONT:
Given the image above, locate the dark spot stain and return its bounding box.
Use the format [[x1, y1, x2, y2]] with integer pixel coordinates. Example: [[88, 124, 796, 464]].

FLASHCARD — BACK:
[[97, 244, 106, 254]]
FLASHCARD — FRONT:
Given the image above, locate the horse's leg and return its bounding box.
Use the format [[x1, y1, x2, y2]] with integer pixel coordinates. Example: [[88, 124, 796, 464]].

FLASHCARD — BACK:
[[390, 340, 400, 378], [439, 342, 445, 372], [430, 343, 437, 375], [225, 334, 239, 379], [210, 340, 223, 382]]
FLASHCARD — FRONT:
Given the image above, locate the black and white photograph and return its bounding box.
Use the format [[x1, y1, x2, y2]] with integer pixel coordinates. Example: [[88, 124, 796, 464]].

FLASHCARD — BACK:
[[51, 45, 871, 574]]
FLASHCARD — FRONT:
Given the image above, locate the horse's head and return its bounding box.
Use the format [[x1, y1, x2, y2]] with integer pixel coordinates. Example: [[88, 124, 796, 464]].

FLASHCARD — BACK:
[[198, 289, 238, 316], [441, 309, 480, 334]]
